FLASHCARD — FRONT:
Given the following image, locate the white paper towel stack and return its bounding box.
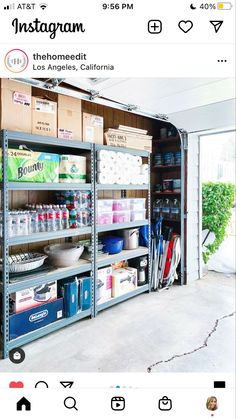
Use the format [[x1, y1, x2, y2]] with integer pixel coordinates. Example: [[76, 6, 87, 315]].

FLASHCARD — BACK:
[[97, 150, 149, 185]]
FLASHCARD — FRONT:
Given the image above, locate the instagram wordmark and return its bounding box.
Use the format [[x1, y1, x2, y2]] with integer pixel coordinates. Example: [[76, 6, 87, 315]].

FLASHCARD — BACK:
[[12, 18, 86, 39]]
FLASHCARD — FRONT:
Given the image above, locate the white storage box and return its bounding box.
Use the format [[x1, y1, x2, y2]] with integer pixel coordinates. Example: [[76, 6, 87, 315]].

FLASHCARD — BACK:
[[97, 199, 113, 212], [129, 198, 146, 210], [130, 210, 146, 222], [113, 210, 131, 224], [97, 266, 112, 303], [97, 211, 113, 225], [113, 199, 130, 211]]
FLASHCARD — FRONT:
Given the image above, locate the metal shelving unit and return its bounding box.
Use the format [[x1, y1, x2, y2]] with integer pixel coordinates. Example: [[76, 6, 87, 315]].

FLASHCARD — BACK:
[[0, 131, 152, 358], [94, 144, 151, 316], [0, 129, 95, 359]]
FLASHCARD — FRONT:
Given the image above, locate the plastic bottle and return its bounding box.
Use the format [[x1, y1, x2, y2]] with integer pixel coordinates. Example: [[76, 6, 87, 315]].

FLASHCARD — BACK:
[[153, 199, 162, 219], [61, 205, 69, 230], [29, 211, 38, 234], [55, 205, 62, 231], [69, 208, 77, 229], [162, 198, 170, 219], [37, 205, 46, 233], [171, 199, 180, 221], [46, 205, 56, 232]]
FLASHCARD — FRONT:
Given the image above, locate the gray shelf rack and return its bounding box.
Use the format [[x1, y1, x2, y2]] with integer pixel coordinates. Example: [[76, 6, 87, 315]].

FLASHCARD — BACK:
[[94, 143, 151, 315], [0, 131, 152, 358], [0, 130, 95, 359]]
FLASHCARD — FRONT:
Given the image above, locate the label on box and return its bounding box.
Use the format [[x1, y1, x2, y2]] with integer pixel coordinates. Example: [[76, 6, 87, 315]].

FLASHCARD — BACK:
[[90, 115, 103, 127], [35, 99, 55, 113], [57, 310, 63, 319], [85, 126, 94, 141], [13, 92, 31, 107], [58, 128, 73, 140]]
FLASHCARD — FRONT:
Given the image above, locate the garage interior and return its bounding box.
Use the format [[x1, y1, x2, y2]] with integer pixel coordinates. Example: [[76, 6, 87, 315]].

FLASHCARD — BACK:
[[0, 77, 235, 372]]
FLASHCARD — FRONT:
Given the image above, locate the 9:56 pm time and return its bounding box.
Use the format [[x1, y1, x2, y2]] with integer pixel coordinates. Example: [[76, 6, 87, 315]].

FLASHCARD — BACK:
[[102, 3, 134, 10]]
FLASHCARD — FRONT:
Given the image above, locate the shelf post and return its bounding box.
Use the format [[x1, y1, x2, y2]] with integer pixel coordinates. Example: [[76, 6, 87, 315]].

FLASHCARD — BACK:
[[1, 130, 10, 359]]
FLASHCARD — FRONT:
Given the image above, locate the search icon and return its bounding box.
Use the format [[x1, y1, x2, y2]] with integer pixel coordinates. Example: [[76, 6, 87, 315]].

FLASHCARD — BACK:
[[64, 397, 78, 411]]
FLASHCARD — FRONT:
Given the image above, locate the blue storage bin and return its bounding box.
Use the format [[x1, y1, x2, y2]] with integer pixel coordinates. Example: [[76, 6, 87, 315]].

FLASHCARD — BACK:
[[78, 277, 92, 311], [58, 280, 78, 318]]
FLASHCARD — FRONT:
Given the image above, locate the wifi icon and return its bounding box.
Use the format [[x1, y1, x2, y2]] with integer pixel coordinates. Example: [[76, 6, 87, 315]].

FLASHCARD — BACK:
[[39, 3, 47, 10]]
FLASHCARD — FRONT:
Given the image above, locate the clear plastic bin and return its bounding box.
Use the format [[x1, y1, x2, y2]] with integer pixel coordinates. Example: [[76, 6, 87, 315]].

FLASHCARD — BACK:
[[130, 210, 146, 222], [113, 199, 130, 211], [97, 211, 113, 225], [129, 198, 146, 211], [113, 211, 131, 224], [97, 199, 113, 212]]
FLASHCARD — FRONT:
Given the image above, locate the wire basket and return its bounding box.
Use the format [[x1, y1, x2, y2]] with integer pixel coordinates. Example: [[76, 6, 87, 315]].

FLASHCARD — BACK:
[[0, 253, 48, 273]]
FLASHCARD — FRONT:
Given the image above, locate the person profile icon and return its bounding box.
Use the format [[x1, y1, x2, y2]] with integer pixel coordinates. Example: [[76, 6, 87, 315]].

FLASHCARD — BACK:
[[206, 396, 218, 411]]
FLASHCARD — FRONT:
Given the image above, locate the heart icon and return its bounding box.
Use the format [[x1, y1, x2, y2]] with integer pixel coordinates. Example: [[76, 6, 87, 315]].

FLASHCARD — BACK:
[[9, 381, 24, 388], [178, 20, 193, 33]]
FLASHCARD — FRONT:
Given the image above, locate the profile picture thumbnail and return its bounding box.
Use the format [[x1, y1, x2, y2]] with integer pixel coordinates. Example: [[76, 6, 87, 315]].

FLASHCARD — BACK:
[[206, 396, 218, 411]]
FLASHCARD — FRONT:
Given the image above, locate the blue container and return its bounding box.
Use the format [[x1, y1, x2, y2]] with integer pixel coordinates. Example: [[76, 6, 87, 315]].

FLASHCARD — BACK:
[[175, 151, 181, 165], [102, 236, 123, 254], [59, 280, 78, 318], [10, 298, 64, 340], [79, 277, 92, 311], [163, 152, 175, 166]]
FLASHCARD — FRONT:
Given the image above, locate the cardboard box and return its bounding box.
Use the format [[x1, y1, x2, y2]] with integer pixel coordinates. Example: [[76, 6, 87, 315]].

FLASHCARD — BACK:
[[83, 113, 103, 144], [10, 281, 57, 314], [104, 129, 152, 152], [0, 148, 59, 183], [10, 298, 63, 339], [58, 94, 82, 140], [112, 267, 137, 298], [0, 79, 31, 133], [32, 96, 57, 137], [97, 266, 112, 304]]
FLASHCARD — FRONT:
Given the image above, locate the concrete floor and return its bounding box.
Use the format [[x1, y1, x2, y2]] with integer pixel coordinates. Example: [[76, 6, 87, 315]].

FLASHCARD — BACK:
[[0, 272, 235, 372]]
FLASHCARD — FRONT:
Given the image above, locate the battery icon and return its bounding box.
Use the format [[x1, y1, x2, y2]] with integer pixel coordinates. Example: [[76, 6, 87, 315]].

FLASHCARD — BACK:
[[217, 2, 233, 9]]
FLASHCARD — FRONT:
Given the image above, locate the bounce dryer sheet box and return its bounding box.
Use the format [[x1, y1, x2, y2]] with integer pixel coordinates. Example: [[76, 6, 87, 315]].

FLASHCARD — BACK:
[[83, 113, 104, 144], [58, 94, 82, 140], [112, 267, 137, 298], [10, 282, 57, 314], [0, 79, 31, 133], [0, 148, 59, 183], [97, 266, 112, 304], [9, 298, 63, 339], [59, 154, 86, 183], [32, 96, 57, 137]]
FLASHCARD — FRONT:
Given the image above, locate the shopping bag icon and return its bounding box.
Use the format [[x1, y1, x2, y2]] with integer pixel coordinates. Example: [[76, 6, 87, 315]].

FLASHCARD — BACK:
[[13, 352, 21, 360], [158, 396, 172, 411]]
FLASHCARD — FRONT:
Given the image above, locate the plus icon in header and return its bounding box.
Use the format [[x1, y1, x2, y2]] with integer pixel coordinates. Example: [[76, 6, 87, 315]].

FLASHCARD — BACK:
[[148, 20, 162, 34]]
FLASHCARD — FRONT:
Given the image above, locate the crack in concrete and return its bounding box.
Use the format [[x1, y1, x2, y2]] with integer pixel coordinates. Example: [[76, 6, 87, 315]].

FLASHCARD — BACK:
[[147, 311, 236, 373]]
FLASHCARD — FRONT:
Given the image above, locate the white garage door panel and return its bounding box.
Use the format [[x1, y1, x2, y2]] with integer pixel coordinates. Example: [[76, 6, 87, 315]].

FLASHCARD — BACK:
[[187, 133, 200, 281]]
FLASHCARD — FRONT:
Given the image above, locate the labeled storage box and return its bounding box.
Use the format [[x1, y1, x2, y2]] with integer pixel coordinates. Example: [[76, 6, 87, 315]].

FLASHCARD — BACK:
[[112, 267, 137, 298], [59, 155, 86, 183], [130, 209, 146, 222], [58, 279, 78, 318], [104, 129, 152, 152], [32, 96, 57, 137], [97, 211, 113, 225], [83, 113, 103, 144], [0, 148, 60, 183], [113, 210, 131, 224], [9, 298, 64, 340], [78, 276, 92, 311], [10, 281, 57, 314], [58, 94, 82, 140], [97, 266, 112, 304], [0, 79, 31, 133]]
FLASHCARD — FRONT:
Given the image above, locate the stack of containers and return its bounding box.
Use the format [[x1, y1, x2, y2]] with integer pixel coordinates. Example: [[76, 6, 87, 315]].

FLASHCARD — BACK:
[[97, 198, 146, 225], [97, 150, 148, 185]]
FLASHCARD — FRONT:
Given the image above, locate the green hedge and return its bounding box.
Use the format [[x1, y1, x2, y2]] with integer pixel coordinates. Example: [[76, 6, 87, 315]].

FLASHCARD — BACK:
[[202, 182, 235, 263]]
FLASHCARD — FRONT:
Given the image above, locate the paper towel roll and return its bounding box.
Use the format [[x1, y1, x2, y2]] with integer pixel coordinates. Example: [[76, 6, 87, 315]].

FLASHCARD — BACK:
[[97, 161, 115, 173], [97, 173, 116, 184], [140, 164, 149, 174]]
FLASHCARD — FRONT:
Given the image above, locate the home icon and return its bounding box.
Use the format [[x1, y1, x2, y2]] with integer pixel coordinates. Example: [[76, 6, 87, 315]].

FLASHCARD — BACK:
[[16, 397, 31, 411]]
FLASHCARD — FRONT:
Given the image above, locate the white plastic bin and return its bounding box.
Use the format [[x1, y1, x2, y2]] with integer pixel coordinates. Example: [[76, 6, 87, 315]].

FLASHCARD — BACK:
[[113, 211, 131, 224], [113, 199, 130, 211], [130, 210, 146, 222], [97, 199, 113, 212], [97, 211, 113, 225], [129, 198, 146, 211]]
